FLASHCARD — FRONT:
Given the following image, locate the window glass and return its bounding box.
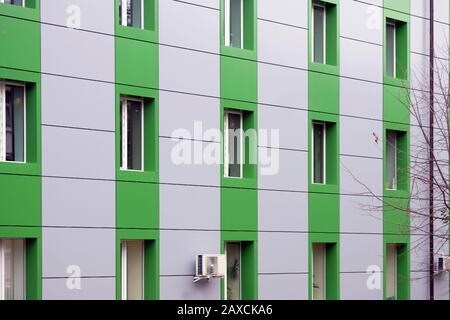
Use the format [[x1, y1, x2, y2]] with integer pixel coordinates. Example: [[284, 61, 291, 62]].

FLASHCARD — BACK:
[[313, 4, 325, 63], [386, 22, 396, 77], [386, 130, 397, 189], [0, 84, 25, 163], [0, 239, 25, 301], [120, 97, 143, 171], [313, 122, 325, 184], [226, 242, 241, 300], [2, 0, 24, 6], [386, 244, 397, 300], [124, 240, 144, 300], [226, 112, 242, 178], [120, 0, 143, 29], [312, 243, 326, 300], [229, 0, 242, 48]]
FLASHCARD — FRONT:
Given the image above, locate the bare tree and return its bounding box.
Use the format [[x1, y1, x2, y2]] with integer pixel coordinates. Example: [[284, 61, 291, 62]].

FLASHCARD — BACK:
[[344, 44, 449, 299]]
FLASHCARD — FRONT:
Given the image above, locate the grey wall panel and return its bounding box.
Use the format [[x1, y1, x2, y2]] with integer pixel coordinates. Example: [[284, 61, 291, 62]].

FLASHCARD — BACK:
[[258, 63, 308, 110], [410, 53, 429, 91], [258, 232, 308, 274], [42, 126, 115, 180], [42, 177, 115, 228], [340, 272, 383, 300], [434, 21, 449, 59], [42, 278, 115, 300], [159, 45, 219, 97], [258, 148, 308, 192], [258, 190, 307, 232], [411, 16, 429, 55], [340, 117, 382, 158], [41, 0, 114, 34], [41, 25, 114, 82], [410, 272, 430, 300], [258, 0, 307, 29], [159, 137, 220, 186], [434, 0, 449, 24], [160, 184, 219, 230], [41, 74, 115, 131], [341, 38, 383, 83], [411, 0, 429, 18], [42, 227, 115, 278], [159, 91, 220, 143], [434, 272, 450, 300], [258, 104, 307, 151], [176, 0, 219, 10], [340, 234, 383, 273], [341, 0, 383, 45], [340, 77, 382, 120], [258, 20, 308, 69], [160, 0, 220, 53], [340, 195, 383, 233], [341, 156, 382, 197], [160, 276, 220, 300], [258, 274, 308, 300], [160, 230, 220, 276]]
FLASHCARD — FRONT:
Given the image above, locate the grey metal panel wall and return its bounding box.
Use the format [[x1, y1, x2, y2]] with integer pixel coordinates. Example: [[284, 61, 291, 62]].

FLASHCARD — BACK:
[[40, 0, 116, 299]]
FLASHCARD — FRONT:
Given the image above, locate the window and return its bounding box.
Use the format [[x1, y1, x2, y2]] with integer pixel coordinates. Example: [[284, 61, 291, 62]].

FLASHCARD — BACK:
[[312, 122, 325, 184], [225, 0, 243, 48], [386, 21, 396, 78], [0, 0, 24, 6], [312, 243, 326, 300], [385, 244, 397, 300], [121, 240, 144, 300], [224, 110, 243, 178], [225, 242, 241, 300], [120, 96, 144, 171], [312, 3, 326, 64], [119, 0, 143, 29], [0, 82, 26, 163], [386, 130, 397, 190], [385, 19, 407, 79], [0, 239, 25, 300]]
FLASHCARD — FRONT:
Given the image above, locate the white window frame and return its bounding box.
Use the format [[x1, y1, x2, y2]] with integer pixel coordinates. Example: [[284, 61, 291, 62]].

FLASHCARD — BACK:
[[121, 240, 145, 300], [224, 0, 244, 48], [120, 96, 144, 172], [386, 21, 397, 78], [224, 110, 243, 179], [312, 2, 327, 64], [312, 243, 327, 301], [0, 81, 27, 164], [120, 0, 145, 29], [311, 121, 326, 185], [386, 131, 398, 190], [0, 0, 25, 7], [224, 241, 242, 301]]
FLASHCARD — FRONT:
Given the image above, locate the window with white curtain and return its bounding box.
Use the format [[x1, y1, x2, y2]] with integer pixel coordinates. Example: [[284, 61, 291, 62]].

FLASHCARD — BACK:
[[225, 242, 241, 300], [312, 122, 326, 184], [0, 81, 26, 163], [386, 244, 398, 300], [312, 243, 326, 300], [386, 130, 398, 190], [0, 0, 25, 6], [121, 240, 144, 300], [386, 21, 396, 77], [313, 2, 326, 64], [120, 96, 144, 171], [119, 0, 144, 29], [0, 238, 25, 300], [225, 0, 243, 48], [224, 110, 243, 178]]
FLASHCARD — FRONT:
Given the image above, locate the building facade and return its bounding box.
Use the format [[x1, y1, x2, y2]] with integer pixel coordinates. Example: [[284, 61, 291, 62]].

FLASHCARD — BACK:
[[0, 0, 449, 300]]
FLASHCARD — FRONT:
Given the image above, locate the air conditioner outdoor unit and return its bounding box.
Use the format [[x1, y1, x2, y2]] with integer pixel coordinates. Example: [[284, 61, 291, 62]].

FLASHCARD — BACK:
[[194, 254, 226, 282], [437, 255, 450, 273]]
